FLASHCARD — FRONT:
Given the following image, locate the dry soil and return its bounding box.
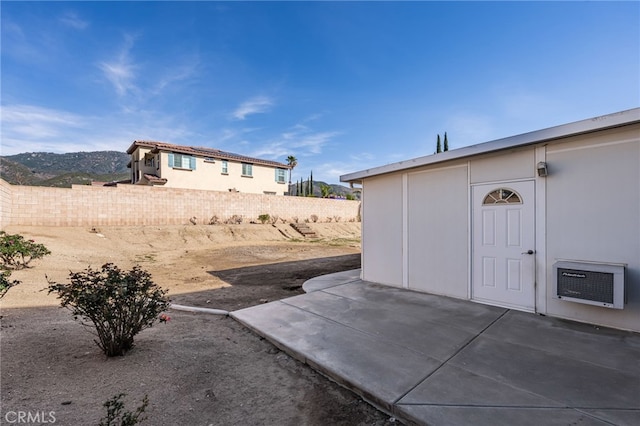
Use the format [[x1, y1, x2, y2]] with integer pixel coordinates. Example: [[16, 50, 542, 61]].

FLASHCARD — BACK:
[[0, 223, 396, 425]]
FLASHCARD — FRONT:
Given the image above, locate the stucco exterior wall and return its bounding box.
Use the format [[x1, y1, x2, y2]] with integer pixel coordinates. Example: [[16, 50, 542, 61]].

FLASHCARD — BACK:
[[0, 180, 359, 227], [407, 164, 469, 298], [131, 148, 288, 195], [355, 122, 639, 331], [545, 126, 639, 331], [361, 174, 403, 287], [470, 147, 535, 183]]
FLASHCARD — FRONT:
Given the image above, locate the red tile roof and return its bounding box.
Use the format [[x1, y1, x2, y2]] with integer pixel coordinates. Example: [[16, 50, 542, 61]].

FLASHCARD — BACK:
[[127, 141, 290, 169], [143, 173, 168, 185]]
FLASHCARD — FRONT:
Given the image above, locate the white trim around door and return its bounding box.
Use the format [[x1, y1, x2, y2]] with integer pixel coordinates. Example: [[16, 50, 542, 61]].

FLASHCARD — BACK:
[[471, 180, 536, 312]]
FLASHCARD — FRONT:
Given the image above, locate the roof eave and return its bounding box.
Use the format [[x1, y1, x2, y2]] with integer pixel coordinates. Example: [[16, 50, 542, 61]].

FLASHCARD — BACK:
[[340, 108, 640, 183], [127, 141, 290, 168]]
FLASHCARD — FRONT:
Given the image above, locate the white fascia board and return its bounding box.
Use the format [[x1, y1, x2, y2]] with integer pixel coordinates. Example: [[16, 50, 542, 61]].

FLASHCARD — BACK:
[[340, 108, 640, 183]]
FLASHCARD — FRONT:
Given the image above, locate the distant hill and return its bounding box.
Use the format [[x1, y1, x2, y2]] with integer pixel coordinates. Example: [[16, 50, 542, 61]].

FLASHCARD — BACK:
[[1, 151, 130, 187], [287, 181, 360, 200], [0, 151, 359, 197]]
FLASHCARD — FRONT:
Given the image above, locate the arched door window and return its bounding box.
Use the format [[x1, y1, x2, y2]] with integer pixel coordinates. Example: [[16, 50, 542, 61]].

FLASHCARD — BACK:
[[482, 188, 522, 205]]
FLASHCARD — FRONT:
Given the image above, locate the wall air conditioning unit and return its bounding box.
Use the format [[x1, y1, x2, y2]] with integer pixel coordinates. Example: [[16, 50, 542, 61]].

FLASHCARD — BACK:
[[553, 260, 626, 309]]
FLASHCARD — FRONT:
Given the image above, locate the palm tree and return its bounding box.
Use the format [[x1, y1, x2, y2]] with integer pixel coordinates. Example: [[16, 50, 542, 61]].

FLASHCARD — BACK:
[[286, 155, 298, 187], [320, 184, 332, 198]]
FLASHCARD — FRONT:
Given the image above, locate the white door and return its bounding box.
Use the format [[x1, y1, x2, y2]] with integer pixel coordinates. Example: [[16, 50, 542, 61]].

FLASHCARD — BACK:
[[472, 181, 536, 312]]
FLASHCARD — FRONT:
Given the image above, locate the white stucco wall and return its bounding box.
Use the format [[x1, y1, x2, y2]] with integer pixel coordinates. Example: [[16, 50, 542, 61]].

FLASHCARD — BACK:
[[545, 126, 639, 331], [131, 149, 288, 195], [356, 123, 640, 331], [361, 174, 403, 287], [470, 147, 535, 183], [407, 164, 469, 298]]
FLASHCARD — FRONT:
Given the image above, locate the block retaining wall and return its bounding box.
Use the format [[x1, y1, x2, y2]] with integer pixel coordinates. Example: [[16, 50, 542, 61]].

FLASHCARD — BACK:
[[0, 179, 360, 227]]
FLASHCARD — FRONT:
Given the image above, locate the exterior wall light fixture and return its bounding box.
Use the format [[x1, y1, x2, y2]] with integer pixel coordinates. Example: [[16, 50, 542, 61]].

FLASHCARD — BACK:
[[537, 161, 548, 177]]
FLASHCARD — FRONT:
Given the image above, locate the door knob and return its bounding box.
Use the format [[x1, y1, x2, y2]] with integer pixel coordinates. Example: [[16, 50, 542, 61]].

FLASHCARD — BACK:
[[522, 250, 535, 255]]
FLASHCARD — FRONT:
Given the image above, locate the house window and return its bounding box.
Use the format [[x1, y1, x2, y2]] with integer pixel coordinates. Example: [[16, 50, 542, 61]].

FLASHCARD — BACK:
[[482, 188, 522, 205], [204, 157, 215, 163], [144, 154, 155, 167], [242, 163, 253, 177], [275, 168, 286, 183], [221, 160, 228, 174], [168, 153, 196, 170]]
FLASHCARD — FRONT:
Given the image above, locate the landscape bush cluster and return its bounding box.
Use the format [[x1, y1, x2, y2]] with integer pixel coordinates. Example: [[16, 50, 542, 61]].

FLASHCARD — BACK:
[[1, 231, 167, 422], [203, 213, 360, 225], [0, 270, 20, 299], [47, 263, 170, 357], [99, 393, 149, 426], [0, 231, 51, 270], [0, 231, 51, 300]]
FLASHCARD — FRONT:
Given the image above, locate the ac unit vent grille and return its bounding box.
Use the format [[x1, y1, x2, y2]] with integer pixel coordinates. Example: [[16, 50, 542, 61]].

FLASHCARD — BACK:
[[553, 261, 626, 309], [557, 268, 613, 304]]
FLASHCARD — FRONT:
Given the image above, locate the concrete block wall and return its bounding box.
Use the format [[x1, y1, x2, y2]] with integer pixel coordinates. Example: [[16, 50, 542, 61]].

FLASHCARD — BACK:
[[0, 179, 11, 228], [0, 179, 360, 227]]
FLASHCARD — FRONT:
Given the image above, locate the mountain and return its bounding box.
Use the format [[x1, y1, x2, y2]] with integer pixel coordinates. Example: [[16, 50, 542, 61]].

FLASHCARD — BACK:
[[1, 151, 130, 187], [1, 151, 359, 197], [287, 180, 361, 200]]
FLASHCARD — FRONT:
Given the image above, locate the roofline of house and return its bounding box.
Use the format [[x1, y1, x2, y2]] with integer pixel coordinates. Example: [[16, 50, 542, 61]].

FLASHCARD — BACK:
[[340, 107, 640, 183], [126, 140, 291, 169]]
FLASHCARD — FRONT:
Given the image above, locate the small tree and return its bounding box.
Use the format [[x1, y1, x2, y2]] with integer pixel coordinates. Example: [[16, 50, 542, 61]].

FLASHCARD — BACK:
[[436, 134, 442, 153], [444, 132, 449, 152], [0, 232, 49, 300], [258, 214, 270, 224], [0, 231, 51, 270], [48, 263, 170, 357]]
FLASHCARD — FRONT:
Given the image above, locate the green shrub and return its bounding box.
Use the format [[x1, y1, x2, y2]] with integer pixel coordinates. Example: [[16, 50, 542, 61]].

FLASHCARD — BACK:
[[47, 263, 170, 357], [258, 214, 270, 224], [0, 231, 51, 270], [99, 393, 149, 426], [0, 271, 20, 299]]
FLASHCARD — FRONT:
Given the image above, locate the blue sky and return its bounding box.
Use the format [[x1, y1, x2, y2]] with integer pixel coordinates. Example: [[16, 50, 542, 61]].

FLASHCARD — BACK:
[[1, 1, 638, 184]]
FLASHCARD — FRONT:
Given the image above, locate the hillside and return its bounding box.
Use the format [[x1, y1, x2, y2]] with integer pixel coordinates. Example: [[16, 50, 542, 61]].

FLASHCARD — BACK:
[[0, 151, 130, 187], [0, 151, 359, 197]]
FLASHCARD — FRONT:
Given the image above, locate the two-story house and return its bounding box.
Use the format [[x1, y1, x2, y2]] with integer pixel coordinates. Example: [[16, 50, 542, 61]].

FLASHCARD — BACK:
[[127, 141, 291, 195]]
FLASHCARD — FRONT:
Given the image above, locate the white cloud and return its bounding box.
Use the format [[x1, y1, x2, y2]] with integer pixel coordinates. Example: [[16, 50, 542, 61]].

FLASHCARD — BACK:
[[231, 96, 273, 120], [98, 34, 138, 97], [152, 60, 200, 95], [59, 12, 89, 30], [295, 157, 381, 186], [1, 20, 46, 63], [1, 105, 86, 154], [250, 122, 340, 160], [292, 131, 340, 154], [349, 152, 374, 162], [0, 103, 196, 156]]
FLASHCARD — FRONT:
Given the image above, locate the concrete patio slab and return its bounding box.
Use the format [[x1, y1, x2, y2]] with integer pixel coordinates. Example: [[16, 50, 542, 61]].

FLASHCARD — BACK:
[[231, 270, 640, 425], [232, 300, 442, 413], [302, 269, 362, 293]]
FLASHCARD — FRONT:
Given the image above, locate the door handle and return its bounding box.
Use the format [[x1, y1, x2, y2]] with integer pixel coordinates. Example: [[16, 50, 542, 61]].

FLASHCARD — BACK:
[[522, 250, 535, 255]]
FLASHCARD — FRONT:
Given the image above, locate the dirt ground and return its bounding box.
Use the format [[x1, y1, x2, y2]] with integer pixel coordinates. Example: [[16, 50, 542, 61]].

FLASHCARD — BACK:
[[0, 223, 396, 425]]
